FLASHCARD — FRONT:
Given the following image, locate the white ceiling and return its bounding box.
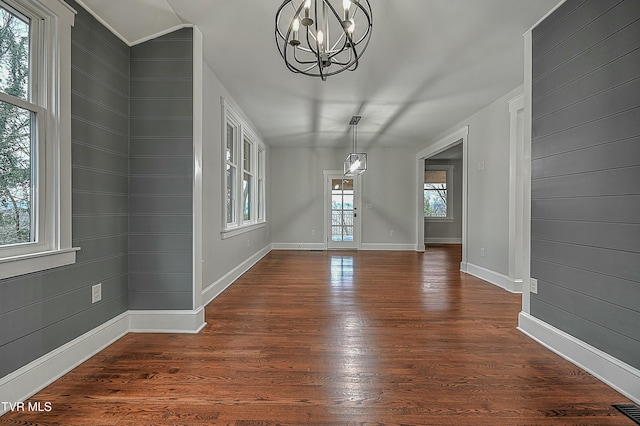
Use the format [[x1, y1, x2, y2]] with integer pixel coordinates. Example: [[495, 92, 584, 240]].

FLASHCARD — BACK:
[[78, 0, 558, 149]]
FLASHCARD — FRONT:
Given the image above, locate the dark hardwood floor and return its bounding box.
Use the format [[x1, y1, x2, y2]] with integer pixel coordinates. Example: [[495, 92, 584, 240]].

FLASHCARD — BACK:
[[1, 245, 635, 425]]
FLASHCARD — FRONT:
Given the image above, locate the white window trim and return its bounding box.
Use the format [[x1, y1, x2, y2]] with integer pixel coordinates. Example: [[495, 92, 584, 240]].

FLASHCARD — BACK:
[[220, 97, 266, 239], [0, 0, 78, 280], [424, 164, 454, 222]]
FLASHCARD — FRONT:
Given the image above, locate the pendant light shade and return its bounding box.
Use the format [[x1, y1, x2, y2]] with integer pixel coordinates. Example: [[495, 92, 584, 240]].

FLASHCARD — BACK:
[[344, 116, 367, 175]]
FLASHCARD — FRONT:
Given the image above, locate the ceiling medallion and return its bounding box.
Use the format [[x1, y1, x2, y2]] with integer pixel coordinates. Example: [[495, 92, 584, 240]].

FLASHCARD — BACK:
[[275, 0, 373, 81]]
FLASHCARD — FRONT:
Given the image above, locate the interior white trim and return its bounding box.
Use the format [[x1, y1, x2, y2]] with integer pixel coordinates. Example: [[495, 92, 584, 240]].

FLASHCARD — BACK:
[[424, 238, 462, 244], [508, 94, 525, 296], [192, 26, 204, 310], [416, 126, 468, 264], [519, 312, 640, 404], [73, 0, 193, 47], [0, 312, 129, 416], [360, 243, 416, 251], [202, 244, 272, 306], [522, 30, 534, 314], [0, 248, 79, 280], [129, 24, 193, 46], [271, 243, 325, 250], [466, 262, 522, 293], [526, 0, 568, 34], [129, 307, 206, 334]]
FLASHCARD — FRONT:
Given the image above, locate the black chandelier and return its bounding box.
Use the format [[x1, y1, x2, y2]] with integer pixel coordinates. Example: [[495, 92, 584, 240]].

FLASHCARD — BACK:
[[275, 0, 373, 81]]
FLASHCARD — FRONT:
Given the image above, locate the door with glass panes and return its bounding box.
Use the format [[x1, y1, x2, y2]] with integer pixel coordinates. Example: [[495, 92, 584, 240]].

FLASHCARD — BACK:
[[326, 175, 358, 249]]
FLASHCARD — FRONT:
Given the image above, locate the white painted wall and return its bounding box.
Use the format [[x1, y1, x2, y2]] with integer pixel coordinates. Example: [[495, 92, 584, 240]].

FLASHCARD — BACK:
[[424, 86, 523, 278], [200, 63, 271, 297], [270, 147, 338, 247], [360, 147, 415, 249], [270, 146, 416, 249]]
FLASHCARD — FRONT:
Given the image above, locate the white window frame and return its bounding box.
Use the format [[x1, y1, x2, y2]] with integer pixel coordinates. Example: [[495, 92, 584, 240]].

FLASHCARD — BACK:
[[242, 135, 254, 223], [424, 164, 454, 222], [221, 98, 266, 239], [0, 0, 77, 280], [224, 114, 240, 227], [257, 145, 265, 221]]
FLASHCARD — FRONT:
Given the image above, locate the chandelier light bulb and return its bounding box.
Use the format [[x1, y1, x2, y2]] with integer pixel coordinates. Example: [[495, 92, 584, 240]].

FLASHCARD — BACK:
[[302, 0, 313, 26], [343, 0, 351, 19], [290, 18, 301, 45], [317, 29, 324, 46]]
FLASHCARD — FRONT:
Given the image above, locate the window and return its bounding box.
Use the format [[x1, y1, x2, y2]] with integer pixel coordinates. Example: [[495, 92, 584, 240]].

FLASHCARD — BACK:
[[424, 165, 453, 220], [0, 0, 75, 280], [225, 121, 238, 226], [242, 137, 253, 221], [221, 98, 266, 238], [257, 146, 265, 221]]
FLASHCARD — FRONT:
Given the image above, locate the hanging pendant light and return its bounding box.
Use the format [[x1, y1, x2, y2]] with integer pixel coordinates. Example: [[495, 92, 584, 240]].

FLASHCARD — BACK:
[[344, 115, 367, 175], [275, 0, 373, 81]]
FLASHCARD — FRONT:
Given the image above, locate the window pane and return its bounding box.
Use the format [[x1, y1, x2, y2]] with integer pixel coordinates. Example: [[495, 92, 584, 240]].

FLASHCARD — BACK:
[[243, 139, 251, 171], [226, 164, 235, 224], [226, 123, 234, 162], [331, 194, 342, 209], [257, 178, 263, 220], [0, 100, 33, 244], [343, 194, 353, 209], [0, 5, 30, 101], [424, 185, 447, 217], [243, 172, 252, 221]]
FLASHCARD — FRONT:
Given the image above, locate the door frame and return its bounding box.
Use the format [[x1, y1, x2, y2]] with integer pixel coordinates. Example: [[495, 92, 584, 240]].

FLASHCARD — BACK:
[[415, 127, 468, 272], [323, 170, 362, 250]]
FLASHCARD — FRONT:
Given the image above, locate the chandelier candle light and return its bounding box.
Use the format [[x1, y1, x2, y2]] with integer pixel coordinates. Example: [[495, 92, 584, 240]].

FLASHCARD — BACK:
[[275, 0, 373, 80], [344, 115, 367, 175]]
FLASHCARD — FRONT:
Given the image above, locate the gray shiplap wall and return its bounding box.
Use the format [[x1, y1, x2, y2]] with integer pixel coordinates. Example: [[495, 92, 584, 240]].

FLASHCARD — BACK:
[[129, 29, 194, 310], [531, 0, 640, 369], [0, 0, 130, 378]]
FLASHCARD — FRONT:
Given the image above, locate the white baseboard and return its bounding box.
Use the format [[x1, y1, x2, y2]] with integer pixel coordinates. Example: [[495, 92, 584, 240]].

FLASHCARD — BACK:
[[202, 244, 271, 306], [0, 312, 129, 415], [129, 306, 206, 333], [424, 238, 462, 244], [1, 245, 273, 416], [361, 243, 415, 251], [465, 262, 522, 293], [518, 312, 640, 404], [271, 243, 325, 250]]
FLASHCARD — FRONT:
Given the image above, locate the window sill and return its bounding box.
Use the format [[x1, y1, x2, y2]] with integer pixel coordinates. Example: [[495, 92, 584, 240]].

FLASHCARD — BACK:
[[0, 247, 80, 280], [221, 222, 267, 240], [424, 217, 455, 223]]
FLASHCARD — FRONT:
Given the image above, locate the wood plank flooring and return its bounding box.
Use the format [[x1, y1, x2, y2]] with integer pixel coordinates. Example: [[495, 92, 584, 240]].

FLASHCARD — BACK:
[[1, 246, 635, 425]]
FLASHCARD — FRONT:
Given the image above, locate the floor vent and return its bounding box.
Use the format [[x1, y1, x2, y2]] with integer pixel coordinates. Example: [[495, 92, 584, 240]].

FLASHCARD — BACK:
[[613, 404, 640, 425]]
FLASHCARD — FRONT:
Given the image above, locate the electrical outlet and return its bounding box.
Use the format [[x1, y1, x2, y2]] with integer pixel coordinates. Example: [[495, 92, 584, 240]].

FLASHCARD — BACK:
[[480, 247, 485, 257], [311, 230, 316, 236], [92, 283, 102, 303], [390, 230, 395, 237], [478, 161, 485, 171], [246, 239, 250, 247], [530, 278, 538, 294]]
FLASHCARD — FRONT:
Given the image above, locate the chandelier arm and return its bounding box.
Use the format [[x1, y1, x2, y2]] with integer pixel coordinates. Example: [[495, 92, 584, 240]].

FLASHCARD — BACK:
[[293, 46, 321, 66], [305, 24, 320, 57]]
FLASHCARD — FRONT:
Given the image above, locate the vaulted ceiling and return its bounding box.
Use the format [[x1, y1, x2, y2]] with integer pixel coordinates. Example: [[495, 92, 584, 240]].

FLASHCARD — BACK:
[[77, 0, 558, 149]]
